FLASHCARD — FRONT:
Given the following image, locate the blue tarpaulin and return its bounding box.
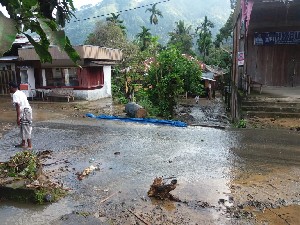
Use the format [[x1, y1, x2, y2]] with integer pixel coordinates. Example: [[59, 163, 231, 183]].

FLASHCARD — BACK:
[[85, 113, 187, 127]]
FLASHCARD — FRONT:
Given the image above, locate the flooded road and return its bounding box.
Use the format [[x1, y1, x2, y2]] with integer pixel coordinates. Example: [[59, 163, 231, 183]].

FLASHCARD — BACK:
[[0, 96, 300, 224], [0, 116, 300, 224]]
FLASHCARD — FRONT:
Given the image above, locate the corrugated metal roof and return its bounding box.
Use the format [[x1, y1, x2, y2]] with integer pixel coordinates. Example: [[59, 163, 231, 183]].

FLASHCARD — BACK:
[[202, 72, 216, 81], [0, 56, 19, 61]]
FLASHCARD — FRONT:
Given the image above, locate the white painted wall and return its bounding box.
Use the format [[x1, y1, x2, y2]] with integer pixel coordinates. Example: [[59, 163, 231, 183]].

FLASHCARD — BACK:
[[20, 68, 35, 98], [42, 69, 46, 86], [27, 68, 35, 90], [103, 66, 112, 96]]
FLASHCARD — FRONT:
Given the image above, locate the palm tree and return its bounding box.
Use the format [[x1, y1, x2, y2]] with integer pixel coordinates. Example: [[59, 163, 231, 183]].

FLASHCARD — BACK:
[[106, 13, 126, 35], [175, 20, 192, 35], [168, 20, 193, 54], [145, 3, 163, 25], [136, 26, 152, 51], [196, 16, 214, 61]]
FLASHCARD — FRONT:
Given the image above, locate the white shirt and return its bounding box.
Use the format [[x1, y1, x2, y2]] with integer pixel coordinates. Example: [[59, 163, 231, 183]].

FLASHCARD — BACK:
[[12, 90, 32, 112]]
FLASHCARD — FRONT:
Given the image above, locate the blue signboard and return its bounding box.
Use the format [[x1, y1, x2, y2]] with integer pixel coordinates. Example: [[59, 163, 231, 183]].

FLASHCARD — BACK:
[[254, 31, 300, 45]]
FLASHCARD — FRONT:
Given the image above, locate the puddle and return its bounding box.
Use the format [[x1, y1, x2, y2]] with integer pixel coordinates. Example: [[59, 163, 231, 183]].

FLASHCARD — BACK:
[[0, 96, 299, 224]]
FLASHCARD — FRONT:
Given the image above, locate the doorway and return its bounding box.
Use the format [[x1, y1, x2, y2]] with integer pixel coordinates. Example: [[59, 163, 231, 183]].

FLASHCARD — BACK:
[[287, 59, 300, 87]]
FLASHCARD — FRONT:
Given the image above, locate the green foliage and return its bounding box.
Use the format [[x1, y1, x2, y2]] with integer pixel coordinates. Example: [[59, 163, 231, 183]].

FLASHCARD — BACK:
[[180, 59, 203, 95], [146, 47, 198, 118], [34, 188, 67, 204], [111, 73, 128, 104], [85, 20, 139, 68], [214, 12, 234, 48], [205, 47, 232, 70], [168, 20, 194, 55], [196, 16, 214, 62], [136, 26, 152, 51], [7, 151, 38, 180], [106, 13, 126, 35], [236, 119, 247, 128], [35, 189, 45, 204], [0, 0, 80, 64], [135, 89, 159, 117], [123, 37, 161, 100], [0, 11, 17, 56]]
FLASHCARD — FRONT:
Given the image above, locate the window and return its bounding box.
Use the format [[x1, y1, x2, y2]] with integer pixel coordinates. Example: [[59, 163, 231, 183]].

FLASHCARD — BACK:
[[44, 68, 78, 87]]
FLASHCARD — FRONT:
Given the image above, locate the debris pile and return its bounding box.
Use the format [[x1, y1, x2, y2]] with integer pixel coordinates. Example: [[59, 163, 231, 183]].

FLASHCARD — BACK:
[[147, 177, 179, 201], [0, 150, 68, 204]]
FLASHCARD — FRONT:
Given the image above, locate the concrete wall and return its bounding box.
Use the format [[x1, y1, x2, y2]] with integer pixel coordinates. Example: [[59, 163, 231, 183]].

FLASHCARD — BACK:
[[103, 66, 111, 96]]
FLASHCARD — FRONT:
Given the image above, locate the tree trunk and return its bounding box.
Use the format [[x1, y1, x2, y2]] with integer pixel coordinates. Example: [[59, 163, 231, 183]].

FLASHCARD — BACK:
[[125, 102, 147, 118]]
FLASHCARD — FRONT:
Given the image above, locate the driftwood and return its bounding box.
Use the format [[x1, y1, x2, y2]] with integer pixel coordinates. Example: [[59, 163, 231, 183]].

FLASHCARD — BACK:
[[127, 209, 150, 225], [189, 124, 226, 130], [125, 102, 147, 118], [147, 177, 179, 201], [100, 192, 117, 203]]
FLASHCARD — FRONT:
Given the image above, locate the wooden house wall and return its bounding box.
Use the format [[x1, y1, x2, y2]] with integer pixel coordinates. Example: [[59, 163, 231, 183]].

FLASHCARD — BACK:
[[231, 2, 243, 121], [0, 70, 16, 94], [246, 32, 300, 86], [78, 67, 104, 88]]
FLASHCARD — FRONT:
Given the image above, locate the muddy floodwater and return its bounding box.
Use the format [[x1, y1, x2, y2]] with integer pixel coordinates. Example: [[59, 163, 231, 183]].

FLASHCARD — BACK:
[[0, 97, 300, 224]]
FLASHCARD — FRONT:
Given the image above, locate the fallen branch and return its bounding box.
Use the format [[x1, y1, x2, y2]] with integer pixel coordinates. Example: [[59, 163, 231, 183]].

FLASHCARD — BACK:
[[100, 192, 117, 203], [127, 209, 150, 225], [189, 124, 226, 130]]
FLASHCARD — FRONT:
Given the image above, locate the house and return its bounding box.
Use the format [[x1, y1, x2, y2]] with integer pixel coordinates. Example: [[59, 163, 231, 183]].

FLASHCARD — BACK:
[[0, 38, 123, 100], [231, 0, 300, 120]]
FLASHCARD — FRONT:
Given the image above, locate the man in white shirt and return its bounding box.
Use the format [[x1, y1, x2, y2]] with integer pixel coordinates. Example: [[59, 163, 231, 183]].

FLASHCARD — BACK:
[[9, 81, 32, 149]]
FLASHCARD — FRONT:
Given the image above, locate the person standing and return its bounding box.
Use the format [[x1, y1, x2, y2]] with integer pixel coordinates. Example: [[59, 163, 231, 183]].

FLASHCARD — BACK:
[[9, 81, 32, 149]]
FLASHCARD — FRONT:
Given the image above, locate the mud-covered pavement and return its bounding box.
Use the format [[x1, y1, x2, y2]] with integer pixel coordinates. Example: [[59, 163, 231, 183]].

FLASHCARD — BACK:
[[0, 96, 300, 225]]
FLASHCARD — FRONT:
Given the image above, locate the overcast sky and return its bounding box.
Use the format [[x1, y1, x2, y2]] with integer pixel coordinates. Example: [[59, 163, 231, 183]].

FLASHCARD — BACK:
[[0, 1, 102, 17], [72, 0, 102, 9]]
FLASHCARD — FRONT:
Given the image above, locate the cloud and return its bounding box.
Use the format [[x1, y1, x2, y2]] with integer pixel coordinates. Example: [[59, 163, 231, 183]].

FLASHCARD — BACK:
[[72, 0, 103, 9]]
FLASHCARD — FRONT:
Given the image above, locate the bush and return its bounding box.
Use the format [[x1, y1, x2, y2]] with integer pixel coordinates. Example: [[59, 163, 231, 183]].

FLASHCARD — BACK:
[[237, 119, 247, 128]]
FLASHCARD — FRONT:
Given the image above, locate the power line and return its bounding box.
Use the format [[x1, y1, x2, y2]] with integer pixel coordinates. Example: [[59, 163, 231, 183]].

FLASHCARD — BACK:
[[68, 0, 171, 23]]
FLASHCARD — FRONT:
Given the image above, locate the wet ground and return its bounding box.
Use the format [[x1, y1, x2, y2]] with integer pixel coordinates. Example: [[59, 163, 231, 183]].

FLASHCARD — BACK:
[[0, 95, 300, 225]]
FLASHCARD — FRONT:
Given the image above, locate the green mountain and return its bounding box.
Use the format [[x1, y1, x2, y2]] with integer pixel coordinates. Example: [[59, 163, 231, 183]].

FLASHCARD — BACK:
[[65, 0, 231, 46]]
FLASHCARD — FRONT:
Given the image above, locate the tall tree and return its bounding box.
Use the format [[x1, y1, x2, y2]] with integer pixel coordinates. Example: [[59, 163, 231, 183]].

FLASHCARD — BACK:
[[145, 3, 163, 25], [136, 26, 152, 51], [196, 16, 214, 62], [0, 0, 80, 64], [106, 13, 126, 35], [168, 20, 193, 55], [214, 12, 234, 48], [85, 21, 138, 67], [146, 47, 202, 118]]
